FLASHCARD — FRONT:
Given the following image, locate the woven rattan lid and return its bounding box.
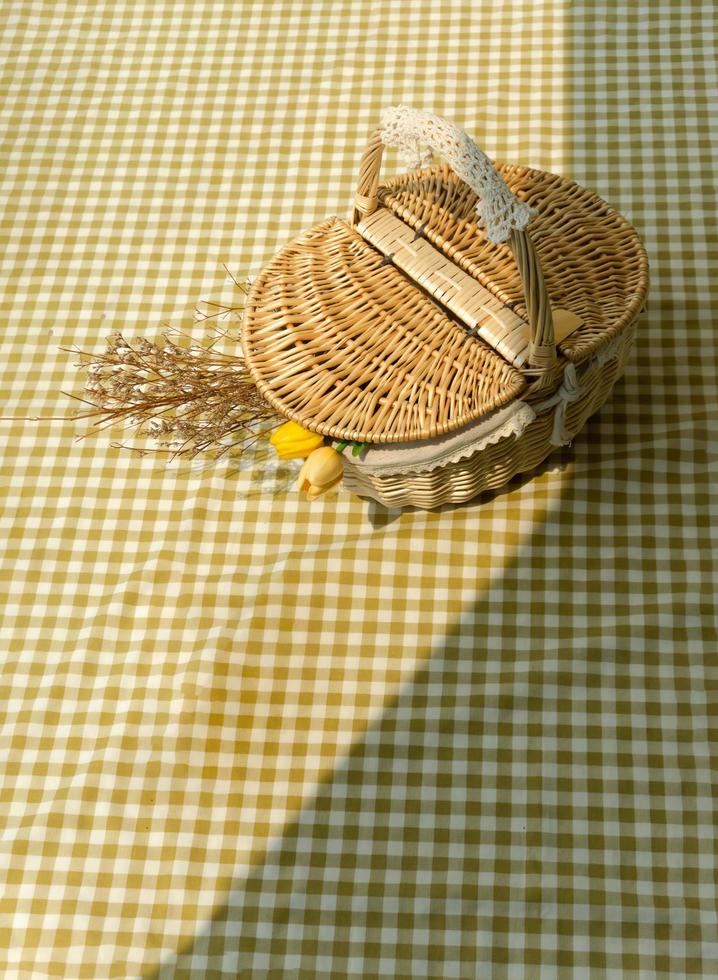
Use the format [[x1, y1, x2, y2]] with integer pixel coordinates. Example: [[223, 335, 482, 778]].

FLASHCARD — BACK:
[[379, 161, 649, 365], [242, 216, 525, 444]]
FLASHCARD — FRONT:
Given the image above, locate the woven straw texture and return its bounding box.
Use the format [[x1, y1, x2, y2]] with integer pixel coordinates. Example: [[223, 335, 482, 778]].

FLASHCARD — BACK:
[[242, 216, 527, 443], [243, 156, 648, 449], [1, 1, 717, 978], [380, 162, 649, 365]]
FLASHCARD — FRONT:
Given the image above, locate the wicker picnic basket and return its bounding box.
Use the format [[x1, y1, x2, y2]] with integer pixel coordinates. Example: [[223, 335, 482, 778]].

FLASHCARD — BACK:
[[242, 106, 649, 509]]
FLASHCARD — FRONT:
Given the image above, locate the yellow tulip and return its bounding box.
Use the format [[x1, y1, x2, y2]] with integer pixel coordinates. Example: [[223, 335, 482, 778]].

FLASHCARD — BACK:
[[269, 420, 324, 459], [296, 446, 344, 500]]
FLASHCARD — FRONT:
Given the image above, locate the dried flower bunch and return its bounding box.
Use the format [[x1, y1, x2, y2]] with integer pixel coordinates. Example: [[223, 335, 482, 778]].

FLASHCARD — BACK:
[[71, 327, 283, 460], [67, 282, 354, 501], [67, 257, 374, 499]]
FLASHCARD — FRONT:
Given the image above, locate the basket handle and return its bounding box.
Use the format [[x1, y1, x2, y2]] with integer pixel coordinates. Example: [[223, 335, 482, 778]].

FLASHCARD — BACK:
[[352, 106, 557, 376]]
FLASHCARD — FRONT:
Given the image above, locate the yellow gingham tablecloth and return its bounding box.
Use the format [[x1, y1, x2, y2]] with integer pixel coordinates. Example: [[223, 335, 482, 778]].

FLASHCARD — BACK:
[[2, 2, 717, 976]]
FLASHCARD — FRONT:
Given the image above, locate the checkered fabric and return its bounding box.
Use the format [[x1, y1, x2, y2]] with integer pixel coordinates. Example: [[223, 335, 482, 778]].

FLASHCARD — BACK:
[[1, 1, 716, 977]]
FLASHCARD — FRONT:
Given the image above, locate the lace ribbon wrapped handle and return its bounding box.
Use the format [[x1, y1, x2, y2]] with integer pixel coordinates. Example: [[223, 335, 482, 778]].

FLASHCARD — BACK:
[[352, 105, 557, 376]]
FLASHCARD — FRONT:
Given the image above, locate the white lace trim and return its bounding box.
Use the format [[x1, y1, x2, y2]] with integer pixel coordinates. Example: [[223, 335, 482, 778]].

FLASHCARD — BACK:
[[337, 402, 536, 477], [379, 105, 536, 245]]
